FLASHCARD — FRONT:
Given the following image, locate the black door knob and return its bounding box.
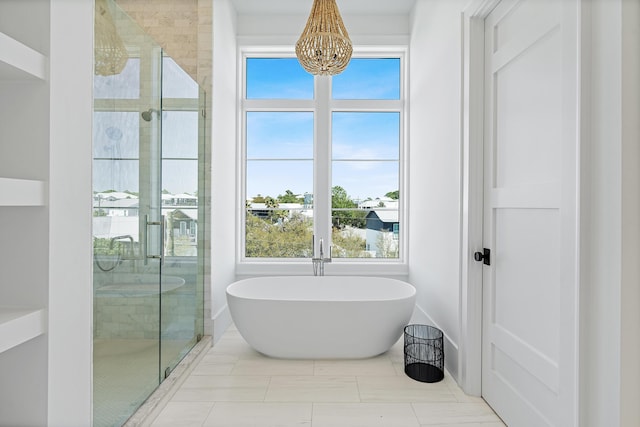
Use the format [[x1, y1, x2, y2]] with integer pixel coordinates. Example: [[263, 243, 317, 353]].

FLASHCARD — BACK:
[[474, 248, 491, 265]]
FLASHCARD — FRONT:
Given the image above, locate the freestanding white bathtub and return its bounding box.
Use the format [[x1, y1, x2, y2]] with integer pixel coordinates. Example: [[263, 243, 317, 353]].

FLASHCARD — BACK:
[[226, 276, 416, 359]]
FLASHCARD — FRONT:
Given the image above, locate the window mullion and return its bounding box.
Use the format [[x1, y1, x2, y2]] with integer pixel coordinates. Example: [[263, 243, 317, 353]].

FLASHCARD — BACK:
[[313, 75, 332, 256]]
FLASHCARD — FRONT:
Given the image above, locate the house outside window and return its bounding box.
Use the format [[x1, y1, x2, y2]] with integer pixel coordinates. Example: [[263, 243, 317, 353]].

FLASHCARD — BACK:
[[241, 51, 406, 264]]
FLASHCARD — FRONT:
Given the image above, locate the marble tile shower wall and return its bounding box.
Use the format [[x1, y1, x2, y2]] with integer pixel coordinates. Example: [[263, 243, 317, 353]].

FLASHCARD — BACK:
[[94, 287, 195, 340], [115, 0, 212, 88], [93, 268, 149, 340], [93, 258, 196, 340], [94, 293, 160, 340]]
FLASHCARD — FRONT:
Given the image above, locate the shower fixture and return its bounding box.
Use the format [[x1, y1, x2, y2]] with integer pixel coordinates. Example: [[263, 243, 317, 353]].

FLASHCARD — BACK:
[[105, 126, 123, 140], [141, 108, 159, 121]]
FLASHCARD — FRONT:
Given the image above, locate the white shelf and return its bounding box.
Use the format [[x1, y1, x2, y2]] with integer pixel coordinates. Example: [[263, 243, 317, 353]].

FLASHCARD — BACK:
[[0, 308, 47, 354], [0, 177, 46, 206], [0, 31, 47, 81]]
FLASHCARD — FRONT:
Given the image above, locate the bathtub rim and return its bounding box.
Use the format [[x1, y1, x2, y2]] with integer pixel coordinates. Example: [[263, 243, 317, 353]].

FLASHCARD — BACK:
[[226, 275, 416, 302]]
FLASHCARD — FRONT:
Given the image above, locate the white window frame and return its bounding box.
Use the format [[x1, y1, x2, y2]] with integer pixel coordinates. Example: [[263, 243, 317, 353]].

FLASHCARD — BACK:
[[237, 47, 409, 276]]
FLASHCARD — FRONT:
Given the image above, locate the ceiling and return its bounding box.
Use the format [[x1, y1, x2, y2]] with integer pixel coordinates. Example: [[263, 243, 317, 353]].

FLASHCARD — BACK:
[[229, 0, 417, 15]]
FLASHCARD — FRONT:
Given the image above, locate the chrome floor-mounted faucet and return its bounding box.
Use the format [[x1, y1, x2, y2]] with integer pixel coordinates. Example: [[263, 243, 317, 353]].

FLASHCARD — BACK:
[[312, 237, 332, 276]]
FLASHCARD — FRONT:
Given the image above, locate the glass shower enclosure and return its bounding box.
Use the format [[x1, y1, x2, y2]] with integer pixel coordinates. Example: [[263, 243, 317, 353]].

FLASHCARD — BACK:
[[92, 1, 206, 425]]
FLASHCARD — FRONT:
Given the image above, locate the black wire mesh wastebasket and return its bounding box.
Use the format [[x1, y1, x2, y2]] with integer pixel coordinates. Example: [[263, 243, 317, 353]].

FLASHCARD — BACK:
[[404, 324, 444, 382]]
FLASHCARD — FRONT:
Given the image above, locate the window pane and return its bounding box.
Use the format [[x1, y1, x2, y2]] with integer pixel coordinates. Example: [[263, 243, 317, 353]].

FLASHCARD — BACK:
[[247, 112, 313, 159], [246, 58, 314, 99], [332, 205, 400, 259], [245, 208, 313, 258], [331, 217, 367, 257], [246, 160, 313, 200], [162, 160, 198, 195], [332, 208, 399, 259], [94, 58, 141, 99], [332, 161, 399, 208], [332, 112, 399, 160], [332, 58, 400, 100], [162, 111, 198, 158], [94, 112, 140, 159], [363, 207, 400, 258], [163, 57, 199, 99], [93, 159, 139, 193], [246, 159, 313, 258], [331, 161, 399, 259]]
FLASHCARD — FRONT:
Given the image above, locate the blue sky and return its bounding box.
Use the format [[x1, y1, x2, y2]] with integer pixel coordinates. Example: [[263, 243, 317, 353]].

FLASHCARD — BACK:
[[246, 58, 400, 201]]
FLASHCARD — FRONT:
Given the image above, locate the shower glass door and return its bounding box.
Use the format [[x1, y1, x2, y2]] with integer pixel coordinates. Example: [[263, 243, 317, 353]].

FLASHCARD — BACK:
[[159, 56, 206, 379], [93, 1, 205, 425]]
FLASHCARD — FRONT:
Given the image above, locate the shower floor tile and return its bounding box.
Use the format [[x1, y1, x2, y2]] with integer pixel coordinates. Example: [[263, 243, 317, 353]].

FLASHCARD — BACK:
[[150, 325, 506, 427]]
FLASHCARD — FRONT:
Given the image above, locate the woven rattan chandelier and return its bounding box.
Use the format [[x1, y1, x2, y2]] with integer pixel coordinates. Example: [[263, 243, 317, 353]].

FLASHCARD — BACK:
[[295, 0, 352, 76], [95, 0, 128, 76]]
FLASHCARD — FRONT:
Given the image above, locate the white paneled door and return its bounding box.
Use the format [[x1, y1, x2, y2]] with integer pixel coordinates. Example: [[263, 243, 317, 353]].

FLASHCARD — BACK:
[[481, 0, 578, 426]]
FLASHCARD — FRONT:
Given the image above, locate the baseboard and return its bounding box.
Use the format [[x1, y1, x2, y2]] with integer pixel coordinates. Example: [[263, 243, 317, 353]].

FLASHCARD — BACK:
[[212, 304, 232, 345], [411, 304, 460, 382]]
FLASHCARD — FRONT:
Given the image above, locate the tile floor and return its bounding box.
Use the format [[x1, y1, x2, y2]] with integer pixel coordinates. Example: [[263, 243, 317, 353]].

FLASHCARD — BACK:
[[150, 325, 505, 427]]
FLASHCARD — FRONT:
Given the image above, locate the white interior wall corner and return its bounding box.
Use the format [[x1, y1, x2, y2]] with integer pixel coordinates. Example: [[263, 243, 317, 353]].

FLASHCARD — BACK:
[[48, 0, 94, 424], [408, 0, 466, 384], [619, 0, 640, 424], [211, 0, 238, 336], [579, 0, 631, 425]]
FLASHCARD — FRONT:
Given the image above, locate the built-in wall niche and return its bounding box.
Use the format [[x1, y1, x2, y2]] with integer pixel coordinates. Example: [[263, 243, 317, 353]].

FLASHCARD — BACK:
[[0, 5, 49, 329], [0, 1, 50, 425], [0, 31, 49, 184], [0, 336, 48, 426]]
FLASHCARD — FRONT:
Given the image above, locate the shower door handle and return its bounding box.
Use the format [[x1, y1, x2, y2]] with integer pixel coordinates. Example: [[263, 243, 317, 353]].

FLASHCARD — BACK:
[[145, 215, 165, 266]]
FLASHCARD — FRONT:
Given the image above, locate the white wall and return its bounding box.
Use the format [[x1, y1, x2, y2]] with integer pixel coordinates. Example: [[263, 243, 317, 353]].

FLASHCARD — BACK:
[[48, 1, 94, 423], [219, 0, 467, 382], [211, 2, 413, 339], [211, 0, 238, 342], [619, 0, 640, 423], [581, 0, 640, 425], [408, 0, 467, 380], [237, 13, 410, 46]]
